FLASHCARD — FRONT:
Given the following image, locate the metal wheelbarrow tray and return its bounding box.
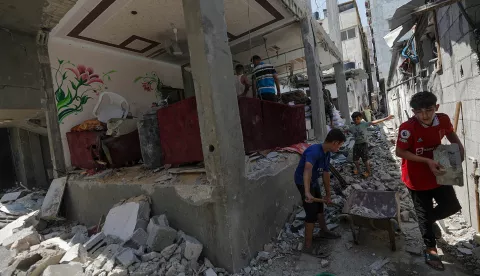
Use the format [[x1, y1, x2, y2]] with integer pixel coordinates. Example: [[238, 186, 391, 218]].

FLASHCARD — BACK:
[[341, 190, 401, 251]]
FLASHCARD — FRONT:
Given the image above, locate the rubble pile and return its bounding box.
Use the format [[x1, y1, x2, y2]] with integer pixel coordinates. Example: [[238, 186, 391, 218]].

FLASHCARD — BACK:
[[0, 193, 229, 276], [0, 189, 45, 229]]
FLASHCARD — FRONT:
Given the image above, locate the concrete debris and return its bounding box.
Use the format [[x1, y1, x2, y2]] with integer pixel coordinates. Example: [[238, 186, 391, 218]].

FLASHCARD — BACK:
[[0, 210, 39, 244], [1, 191, 25, 203], [108, 266, 128, 276], [116, 248, 138, 267], [350, 205, 383, 219], [146, 216, 177, 252], [2, 226, 41, 249], [205, 268, 218, 276], [60, 243, 87, 263], [40, 237, 71, 251], [102, 196, 150, 241], [400, 211, 410, 222], [434, 144, 464, 186], [124, 228, 148, 249], [40, 177, 67, 219], [320, 259, 329, 268], [43, 262, 84, 276], [182, 234, 203, 262], [85, 232, 106, 251]]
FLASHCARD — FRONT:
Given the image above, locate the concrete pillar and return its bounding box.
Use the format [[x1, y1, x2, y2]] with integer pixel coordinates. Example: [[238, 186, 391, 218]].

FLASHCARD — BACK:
[[334, 63, 351, 124], [301, 17, 328, 139], [38, 43, 66, 178], [182, 0, 245, 271], [9, 128, 48, 189], [326, 0, 342, 50]]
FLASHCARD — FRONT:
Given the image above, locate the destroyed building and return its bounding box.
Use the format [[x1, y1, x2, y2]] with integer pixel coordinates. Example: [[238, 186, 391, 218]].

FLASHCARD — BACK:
[[0, 0, 356, 273]]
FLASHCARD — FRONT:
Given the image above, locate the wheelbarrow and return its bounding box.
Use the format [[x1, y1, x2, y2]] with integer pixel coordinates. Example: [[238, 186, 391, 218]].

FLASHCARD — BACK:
[[339, 190, 400, 251]]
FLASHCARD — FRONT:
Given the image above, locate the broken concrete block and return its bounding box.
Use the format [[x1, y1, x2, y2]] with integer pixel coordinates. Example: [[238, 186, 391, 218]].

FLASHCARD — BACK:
[[204, 268, 217, 276], [103, 197, 150, 241], [108, 266, 128, 276], [182, 235, 203, 262], [69, 232, 89, 246], [60, 243, 88, 263], [124, 228, 148, 249], [40, 237, 71, 251], [26, 250, 66, 276], [84, 232, 106, 250], [161, 243, 178, 259], [0, 246, 14, 272], [141, 251, 162, 262], [0, 210, 39, 245], [320, 259, 329, 268], [2, 226, 41, 249], [457, 247, 473, 255], [256, 251, 270, 262], [116, 248, 138, 267], [40, 177, 67, 219], [352, 184, 363, 190], [0, 191, 25, 203], [146, 217, 177, 252], [71, 225, 88, 236], [93, 244, 121, 269], [434, 144, 464, 186], [43, 262, 84, 276], [151, 214, 169, 227]]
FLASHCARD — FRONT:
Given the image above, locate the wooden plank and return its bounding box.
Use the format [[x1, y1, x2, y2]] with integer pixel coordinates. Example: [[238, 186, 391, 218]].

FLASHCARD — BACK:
[[454, 102, 462, 133]]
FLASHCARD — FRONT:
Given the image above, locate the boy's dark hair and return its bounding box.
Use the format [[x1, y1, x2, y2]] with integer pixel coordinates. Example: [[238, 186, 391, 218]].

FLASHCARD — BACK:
[[325, 129, 346, 143], [235, 64, 244, 74], [351, 111, 363, 120], [250, 55, 261, 62], [410, 91, 437, 109]]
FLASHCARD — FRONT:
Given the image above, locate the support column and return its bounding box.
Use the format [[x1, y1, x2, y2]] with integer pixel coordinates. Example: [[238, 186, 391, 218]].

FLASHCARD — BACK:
[[301, 17, 327, 139], [334, 63, 351, 124], [182, 0, 245, 270], [38, 42, 66, 178]]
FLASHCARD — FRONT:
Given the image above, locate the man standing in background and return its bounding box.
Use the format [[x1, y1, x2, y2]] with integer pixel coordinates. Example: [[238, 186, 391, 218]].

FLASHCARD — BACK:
[[251, 55, 281, 102], [234, 64, 251, 97]]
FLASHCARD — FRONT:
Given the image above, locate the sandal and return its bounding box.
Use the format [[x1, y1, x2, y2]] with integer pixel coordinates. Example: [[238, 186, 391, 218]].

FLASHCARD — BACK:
[[362, 172, 370, 178], [353, 169, 359, 175], [303, 244, 331, 258], [424, 250, 445, 271], [316, 230, 341, 240]]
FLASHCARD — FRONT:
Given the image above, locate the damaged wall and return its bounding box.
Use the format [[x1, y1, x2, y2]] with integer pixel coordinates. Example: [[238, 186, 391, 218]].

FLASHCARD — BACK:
[[48, 38, 184, 169]]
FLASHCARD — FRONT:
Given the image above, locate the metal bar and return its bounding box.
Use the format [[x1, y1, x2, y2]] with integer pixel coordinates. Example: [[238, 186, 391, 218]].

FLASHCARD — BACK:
[[386, 69, 427, 92]]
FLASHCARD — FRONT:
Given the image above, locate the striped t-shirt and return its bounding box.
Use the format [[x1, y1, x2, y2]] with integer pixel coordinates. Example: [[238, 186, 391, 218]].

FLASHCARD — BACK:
[[252, 62, 277, 95]]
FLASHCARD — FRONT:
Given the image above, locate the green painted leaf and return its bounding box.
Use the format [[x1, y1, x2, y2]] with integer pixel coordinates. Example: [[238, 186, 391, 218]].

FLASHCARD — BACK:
[[58, 107, 78, 123], [134, 76, 143, 83], [80, 95, 92, 105], [70, 80, 77, 90], [62, 72, 67, 80], [57, 87, 74, 110], [58, 59, 64, 65], [55, 87, 65, 103]]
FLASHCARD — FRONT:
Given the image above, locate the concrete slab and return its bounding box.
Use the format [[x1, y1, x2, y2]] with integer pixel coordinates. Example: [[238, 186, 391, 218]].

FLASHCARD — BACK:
[[60, 243, 87, 263], [146, 217, 177, 252], [0, 246, 14, 272], [1, 226, 41, 249], [43, 262, 84, 276], [40, 177, 67, 219], [0, 210, 39, 245], [0, 191, 24, 203], [103, 199, 150, 241], [116, 248, 138, 267]]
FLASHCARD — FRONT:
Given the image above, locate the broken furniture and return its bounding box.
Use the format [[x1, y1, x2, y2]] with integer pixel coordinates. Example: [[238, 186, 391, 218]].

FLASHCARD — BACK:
[[341, 190, 400, 251], [66, 130, 141, 170], [156, 97, 306, 165]]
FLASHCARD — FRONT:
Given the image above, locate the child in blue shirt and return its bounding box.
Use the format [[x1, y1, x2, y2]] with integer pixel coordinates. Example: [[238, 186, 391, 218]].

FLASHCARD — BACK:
[[294, 129, 346, 254]]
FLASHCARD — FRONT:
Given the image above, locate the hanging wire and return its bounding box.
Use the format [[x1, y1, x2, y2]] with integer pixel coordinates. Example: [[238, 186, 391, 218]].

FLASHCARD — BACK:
[[247, 0, 253, 69]]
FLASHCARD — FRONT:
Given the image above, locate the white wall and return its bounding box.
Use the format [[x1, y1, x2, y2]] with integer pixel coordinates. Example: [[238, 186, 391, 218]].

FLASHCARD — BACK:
[[49, 37, 183, 169]]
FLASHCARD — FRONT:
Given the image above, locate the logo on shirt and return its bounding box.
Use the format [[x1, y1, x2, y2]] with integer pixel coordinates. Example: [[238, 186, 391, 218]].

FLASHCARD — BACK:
[[400, 130, 411, 139], [417, 138, 423, 142], [416, 148, 424, 155]]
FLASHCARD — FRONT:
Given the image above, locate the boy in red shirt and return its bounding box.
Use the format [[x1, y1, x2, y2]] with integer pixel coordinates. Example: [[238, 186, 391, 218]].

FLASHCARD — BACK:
[[396, 91, 464, 271]]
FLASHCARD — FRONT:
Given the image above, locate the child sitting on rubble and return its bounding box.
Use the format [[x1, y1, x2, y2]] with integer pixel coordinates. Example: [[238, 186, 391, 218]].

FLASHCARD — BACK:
[[347, 112, 394, 178], [294, 129, 346, 255], [395, 91, 463, 271]]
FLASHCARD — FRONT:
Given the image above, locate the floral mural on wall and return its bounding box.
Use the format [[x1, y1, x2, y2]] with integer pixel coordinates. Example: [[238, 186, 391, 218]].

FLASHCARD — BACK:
[[53, 59, 116, 123], [134, 72, 165, 106]]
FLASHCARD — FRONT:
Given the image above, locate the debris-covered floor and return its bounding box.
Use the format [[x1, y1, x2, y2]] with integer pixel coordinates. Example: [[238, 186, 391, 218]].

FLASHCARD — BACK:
[[0, 121, 479, 276]]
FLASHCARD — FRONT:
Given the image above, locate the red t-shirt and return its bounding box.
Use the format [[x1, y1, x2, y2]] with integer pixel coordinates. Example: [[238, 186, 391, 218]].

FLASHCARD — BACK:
[[396, 113, 454, 191]]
